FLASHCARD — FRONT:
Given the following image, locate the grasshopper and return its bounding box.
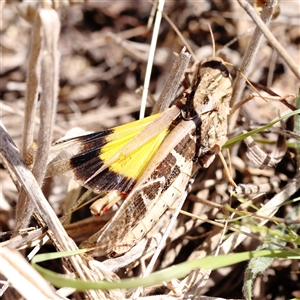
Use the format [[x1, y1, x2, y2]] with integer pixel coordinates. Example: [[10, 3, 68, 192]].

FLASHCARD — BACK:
[[71, 55, 233, 256]]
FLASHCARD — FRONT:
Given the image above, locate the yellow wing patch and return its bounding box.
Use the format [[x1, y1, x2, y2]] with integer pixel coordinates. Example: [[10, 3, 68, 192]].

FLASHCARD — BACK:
[[105, 113, 162, 142], [103, 126, 170, 180], [47, 112, 174, 194]]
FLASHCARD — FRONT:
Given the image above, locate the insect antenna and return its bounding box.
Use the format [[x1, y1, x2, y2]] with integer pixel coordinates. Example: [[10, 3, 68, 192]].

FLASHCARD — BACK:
[[225, 62, 269, 114], [160, 11, 197, 62]]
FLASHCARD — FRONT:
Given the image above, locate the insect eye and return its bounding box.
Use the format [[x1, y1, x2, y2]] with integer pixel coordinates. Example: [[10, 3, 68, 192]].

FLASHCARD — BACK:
[[220, 64, 229, 78]]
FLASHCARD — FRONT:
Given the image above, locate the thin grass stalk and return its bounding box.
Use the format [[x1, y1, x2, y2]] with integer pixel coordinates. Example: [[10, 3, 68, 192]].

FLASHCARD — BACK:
[[238, 0, 300, 80], [21, 7, 42, 157], [152, 48, 191, 114], [230, 0, 276, 131], [15, 8, 60, 232], [296, 89, 300, 169], [1, 247, 59, 299], [140, 0, 165, 119]]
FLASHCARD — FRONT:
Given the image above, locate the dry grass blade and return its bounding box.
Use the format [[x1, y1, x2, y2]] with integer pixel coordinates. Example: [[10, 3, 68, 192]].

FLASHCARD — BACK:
[[140, 0, 165, 119], [152, 48, 191, 114], [1, 227, 47, 250], [238, 0, 300, 80], [230, 0, 276, 129], [1, 247, 62, 299], [15, 9, 60, 232], [21, 8, 43, 157]]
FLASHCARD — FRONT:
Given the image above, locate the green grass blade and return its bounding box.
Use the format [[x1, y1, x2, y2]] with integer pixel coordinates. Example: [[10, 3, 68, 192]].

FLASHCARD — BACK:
[[32, 249, 300, 291], [224, 108, 300, 148]]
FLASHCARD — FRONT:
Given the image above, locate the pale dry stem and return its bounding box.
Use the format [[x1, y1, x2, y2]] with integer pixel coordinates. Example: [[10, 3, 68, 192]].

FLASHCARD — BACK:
[[21, 7, 42, 157], [152, 48, 191, 114], [140, 0, 165, 119], [15, 8, 60, 234], [1, 247, 60, 299], [230, 0, 276, 131], [238, 0, 300, 80]]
